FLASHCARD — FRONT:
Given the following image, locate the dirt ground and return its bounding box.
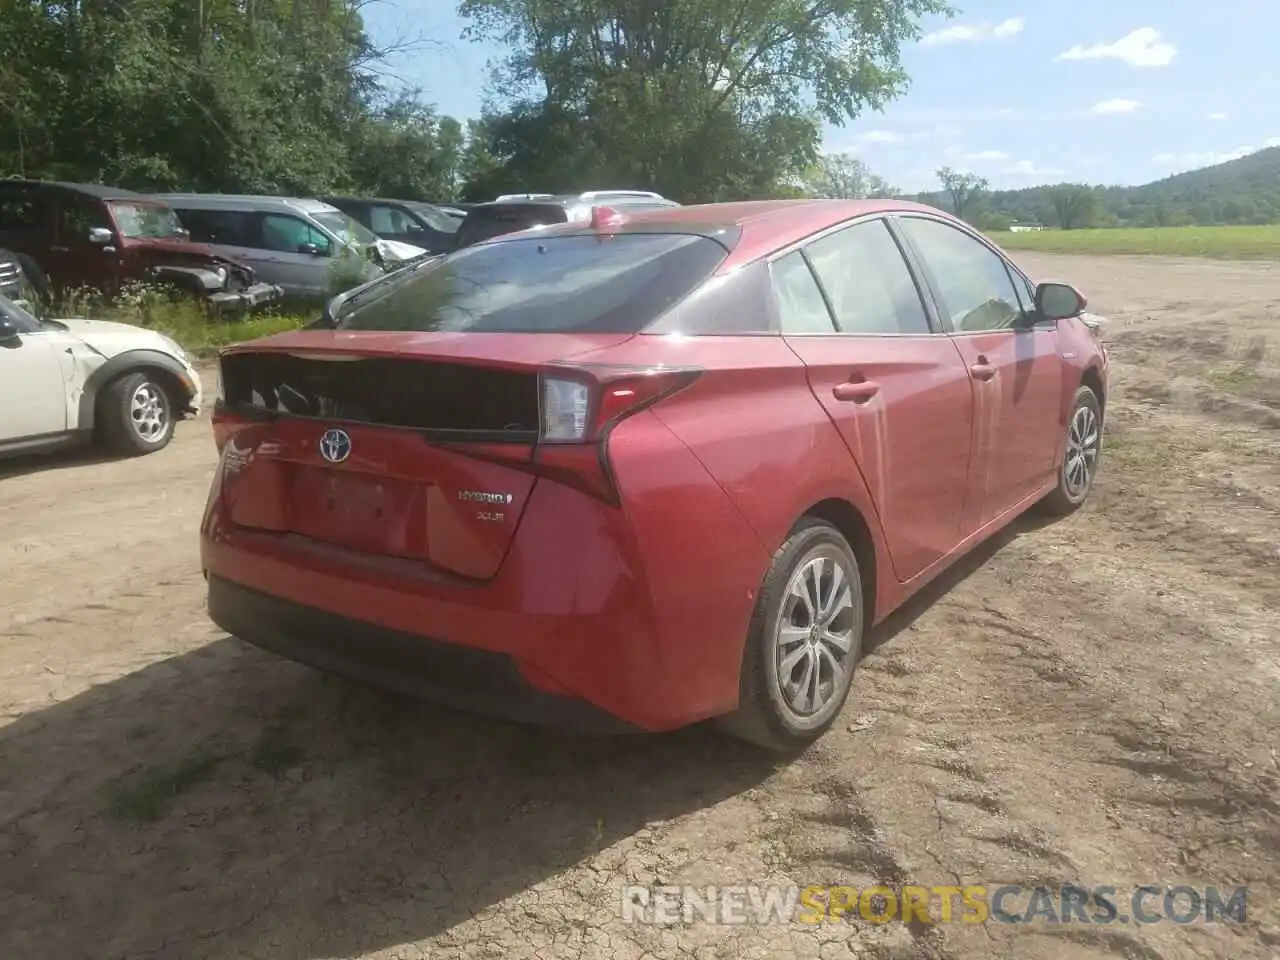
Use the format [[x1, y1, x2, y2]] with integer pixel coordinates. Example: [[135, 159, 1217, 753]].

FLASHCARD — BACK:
[[1, 252, 1277, 960]]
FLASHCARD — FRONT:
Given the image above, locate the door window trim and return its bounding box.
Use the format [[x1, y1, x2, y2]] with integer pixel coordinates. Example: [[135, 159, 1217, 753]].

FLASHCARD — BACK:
[[765, 214, 947, 338], [890, 212, 1041, 337]]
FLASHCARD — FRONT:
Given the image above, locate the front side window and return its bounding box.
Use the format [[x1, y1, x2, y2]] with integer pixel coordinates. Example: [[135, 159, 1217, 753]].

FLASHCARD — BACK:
[[406, 202, 460, 233], [261, 214, 331, 254], [312, 210, 378, 247], [898, 217, 1022, 333], [369, 205, 419, 235], [336, 233, 727, 334], [108, 202, 186, 239], [804, 220, 931, 335]]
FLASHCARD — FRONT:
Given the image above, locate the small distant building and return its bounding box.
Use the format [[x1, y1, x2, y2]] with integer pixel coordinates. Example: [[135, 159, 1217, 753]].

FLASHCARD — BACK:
[[1008, 221, 1045, 233]]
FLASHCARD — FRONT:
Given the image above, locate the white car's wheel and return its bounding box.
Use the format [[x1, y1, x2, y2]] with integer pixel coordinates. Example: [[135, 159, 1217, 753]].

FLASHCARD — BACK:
[[98, 372, 175, 456]]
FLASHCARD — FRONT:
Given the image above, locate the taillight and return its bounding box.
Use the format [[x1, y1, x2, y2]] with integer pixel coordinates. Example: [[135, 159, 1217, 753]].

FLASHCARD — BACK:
[[532, 364, 701, 503], [539, 365, 701, 443]]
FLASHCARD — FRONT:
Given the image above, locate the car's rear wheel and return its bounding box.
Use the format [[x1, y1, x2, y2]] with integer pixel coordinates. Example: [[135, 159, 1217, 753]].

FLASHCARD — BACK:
[[98, 372, 175, 456], [718, 518, 863, 752], [1041, 384, 1102, 515]]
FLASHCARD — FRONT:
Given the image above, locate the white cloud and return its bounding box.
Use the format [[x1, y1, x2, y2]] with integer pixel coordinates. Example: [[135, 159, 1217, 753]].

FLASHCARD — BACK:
[[1090, 98, 1142, 115], [1002, 160, 1067, 178], [857, 130, 904, 143], [921, 17, 1024, 47], [1264, 136, 1280, 148], [1151, 146, 1255, 168], [1207, 112, 1229, 121], [966, 149, 1011, 161], [1057, 27, 1177, 67]]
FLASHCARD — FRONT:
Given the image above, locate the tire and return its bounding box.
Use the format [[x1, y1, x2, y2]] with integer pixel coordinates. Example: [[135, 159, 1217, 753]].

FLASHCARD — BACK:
[[97, 372, 175, 457], [1040, 384, 1103, 516], [717, 518, 864, 752]]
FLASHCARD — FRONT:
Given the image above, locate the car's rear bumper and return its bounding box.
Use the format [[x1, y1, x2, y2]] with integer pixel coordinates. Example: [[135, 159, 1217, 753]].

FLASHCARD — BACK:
[[200, 412, 771, 731], [207, 574, 638, 733]]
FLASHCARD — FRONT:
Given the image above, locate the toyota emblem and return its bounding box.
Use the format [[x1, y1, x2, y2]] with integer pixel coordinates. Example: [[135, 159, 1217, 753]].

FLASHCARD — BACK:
[[319, 427, 352, 464]]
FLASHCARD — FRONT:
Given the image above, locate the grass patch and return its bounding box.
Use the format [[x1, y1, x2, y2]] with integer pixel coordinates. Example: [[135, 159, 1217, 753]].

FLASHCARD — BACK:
[[1208, 366, 1261, 389], [988, 224, 1280, 260], [52, 283, 310, 359], [107, 751, 224, 823]]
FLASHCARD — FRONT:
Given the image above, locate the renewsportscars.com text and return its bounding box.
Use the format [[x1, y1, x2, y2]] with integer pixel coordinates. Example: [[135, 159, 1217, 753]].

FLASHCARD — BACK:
[[620, 884, 1248, 926]]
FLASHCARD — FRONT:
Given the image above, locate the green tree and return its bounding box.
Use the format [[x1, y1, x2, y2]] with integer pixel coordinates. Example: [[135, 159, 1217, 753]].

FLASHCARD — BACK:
[[936, 166, 989, 222], [1045, 183, 1100, 229], [459, 0, 952, 200], [0, 0, 458, 199], [804, 153, 898, 199]]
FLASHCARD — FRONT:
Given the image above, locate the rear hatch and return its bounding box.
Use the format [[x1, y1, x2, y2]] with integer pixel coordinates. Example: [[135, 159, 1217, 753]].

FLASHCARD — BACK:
[[214, 229, 732, 580], [217, 337, 629, 580]]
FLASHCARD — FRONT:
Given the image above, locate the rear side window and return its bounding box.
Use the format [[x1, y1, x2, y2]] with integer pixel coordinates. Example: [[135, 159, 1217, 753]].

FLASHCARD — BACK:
[[337, 233, 727, 334], [0, 195, 47, 233], [174, 208, 254, 247], [771, 252, 835, 333], [455, 204, 568, 247]]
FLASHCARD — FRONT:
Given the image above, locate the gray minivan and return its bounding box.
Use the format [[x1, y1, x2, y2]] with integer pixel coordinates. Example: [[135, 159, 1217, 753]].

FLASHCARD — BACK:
[[153, 194, 385, 300]]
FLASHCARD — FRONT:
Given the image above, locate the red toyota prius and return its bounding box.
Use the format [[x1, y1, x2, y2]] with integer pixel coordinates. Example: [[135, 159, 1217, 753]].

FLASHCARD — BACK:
[[202, 199, 1109, 750]]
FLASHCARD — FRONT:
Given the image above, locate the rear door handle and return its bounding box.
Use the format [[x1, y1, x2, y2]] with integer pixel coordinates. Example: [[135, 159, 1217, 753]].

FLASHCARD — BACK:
[[969, 358, 996, 381], [832, 379, 881, 403]]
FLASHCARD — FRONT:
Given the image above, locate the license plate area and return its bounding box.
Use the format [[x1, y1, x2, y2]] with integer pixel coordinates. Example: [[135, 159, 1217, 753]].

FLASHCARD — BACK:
[[289, 466, 429, 559]]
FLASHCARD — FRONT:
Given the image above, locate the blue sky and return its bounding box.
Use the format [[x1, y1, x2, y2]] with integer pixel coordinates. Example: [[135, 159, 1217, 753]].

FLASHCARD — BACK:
[[364, 0, 1280, 192]]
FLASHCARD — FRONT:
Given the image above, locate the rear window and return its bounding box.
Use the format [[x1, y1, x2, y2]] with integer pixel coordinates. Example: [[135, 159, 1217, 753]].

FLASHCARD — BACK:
[[336, 233, 727, 334], [455, 204, 569, 248]]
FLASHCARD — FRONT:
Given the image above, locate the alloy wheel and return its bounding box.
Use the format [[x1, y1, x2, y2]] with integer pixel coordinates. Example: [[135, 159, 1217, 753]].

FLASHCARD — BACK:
[[773, 549, 857, 721]]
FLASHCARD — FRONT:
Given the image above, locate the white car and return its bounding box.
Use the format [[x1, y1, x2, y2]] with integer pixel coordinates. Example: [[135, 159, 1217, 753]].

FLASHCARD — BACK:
[[0, 293, 203, 459]]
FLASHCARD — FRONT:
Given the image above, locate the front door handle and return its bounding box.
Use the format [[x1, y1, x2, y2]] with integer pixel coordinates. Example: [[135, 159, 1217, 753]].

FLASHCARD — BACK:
[[969, 358, 996, 381], [833, 379, 881, 403]]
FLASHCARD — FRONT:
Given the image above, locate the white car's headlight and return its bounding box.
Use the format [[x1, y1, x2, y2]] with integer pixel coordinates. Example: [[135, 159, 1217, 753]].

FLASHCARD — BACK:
[[214, 266, 228, 286]]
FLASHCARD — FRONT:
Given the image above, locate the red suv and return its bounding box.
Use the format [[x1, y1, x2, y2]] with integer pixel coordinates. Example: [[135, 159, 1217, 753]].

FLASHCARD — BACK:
[[202, 199, 1109, 750], [0, 180, 281, 309]]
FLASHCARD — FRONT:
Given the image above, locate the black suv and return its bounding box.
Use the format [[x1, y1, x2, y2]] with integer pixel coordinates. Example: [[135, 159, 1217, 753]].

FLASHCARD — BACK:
[[453, 190, 679, 249], [322, 196, 461, 255]]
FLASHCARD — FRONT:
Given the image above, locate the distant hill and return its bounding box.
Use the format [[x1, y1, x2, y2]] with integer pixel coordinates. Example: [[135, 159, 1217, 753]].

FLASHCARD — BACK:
[[914, 147, 1280, 228]]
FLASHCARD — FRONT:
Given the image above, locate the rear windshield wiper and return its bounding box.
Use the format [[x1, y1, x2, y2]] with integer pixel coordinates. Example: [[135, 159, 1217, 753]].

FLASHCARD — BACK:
[[313, 253, 446, 329]]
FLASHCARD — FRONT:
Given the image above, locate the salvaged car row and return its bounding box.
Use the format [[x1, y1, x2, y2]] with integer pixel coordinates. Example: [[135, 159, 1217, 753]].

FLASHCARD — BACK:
[[0, 179, 681, 312]]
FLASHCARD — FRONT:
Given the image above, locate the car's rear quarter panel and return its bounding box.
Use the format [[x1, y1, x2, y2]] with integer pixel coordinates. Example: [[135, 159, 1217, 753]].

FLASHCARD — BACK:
[[600, 333, 895, 623]]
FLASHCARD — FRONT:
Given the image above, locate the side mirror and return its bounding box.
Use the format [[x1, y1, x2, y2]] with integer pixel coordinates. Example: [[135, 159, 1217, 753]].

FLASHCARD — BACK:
[[0, 317, 20, 342], [1035, 281, 1086, 321], [298, 242, 328, 256], [88, 226, 114, 245]]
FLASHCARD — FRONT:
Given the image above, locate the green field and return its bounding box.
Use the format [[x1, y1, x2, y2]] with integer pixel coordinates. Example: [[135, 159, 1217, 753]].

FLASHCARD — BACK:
[[987, 224, 1280, 260]]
